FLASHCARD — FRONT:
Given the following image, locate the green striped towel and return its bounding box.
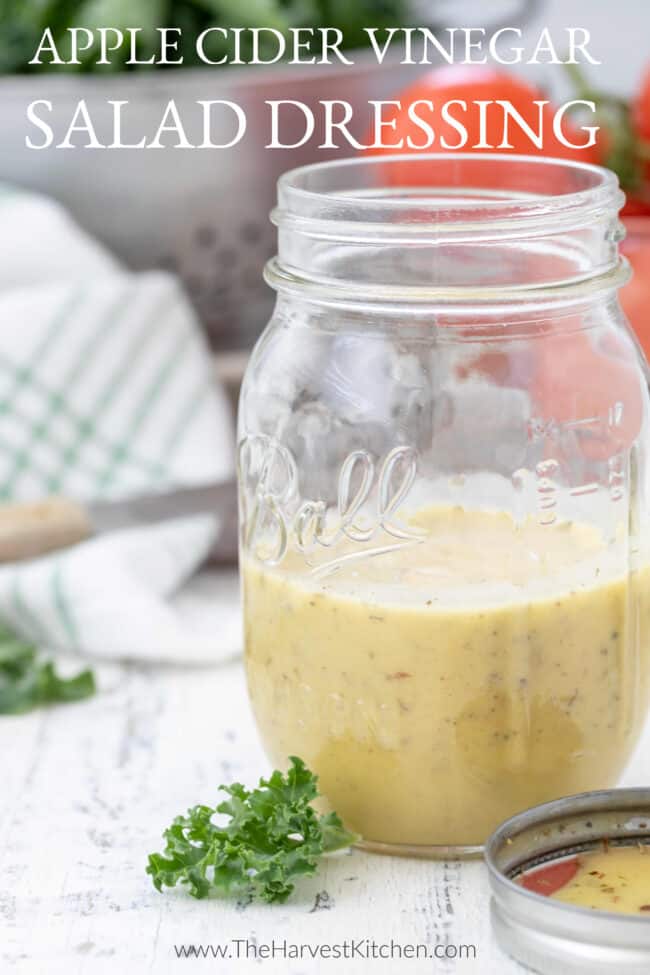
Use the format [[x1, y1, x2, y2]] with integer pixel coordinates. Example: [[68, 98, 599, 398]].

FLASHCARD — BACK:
[[0, 187, 236, 662]]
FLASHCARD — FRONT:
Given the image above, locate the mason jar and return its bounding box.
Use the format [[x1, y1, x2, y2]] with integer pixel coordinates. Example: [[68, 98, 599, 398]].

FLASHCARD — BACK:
[[238, 154, 650, 857]]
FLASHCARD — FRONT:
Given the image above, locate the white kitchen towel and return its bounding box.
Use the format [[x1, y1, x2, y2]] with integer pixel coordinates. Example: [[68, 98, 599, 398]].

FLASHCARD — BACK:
[[0, 185, 237, 662]]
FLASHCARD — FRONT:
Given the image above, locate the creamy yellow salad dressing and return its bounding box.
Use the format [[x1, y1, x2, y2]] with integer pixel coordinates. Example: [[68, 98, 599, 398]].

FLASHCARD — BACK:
[[551, 846, 650, 914], [243, 507, 650, 847]]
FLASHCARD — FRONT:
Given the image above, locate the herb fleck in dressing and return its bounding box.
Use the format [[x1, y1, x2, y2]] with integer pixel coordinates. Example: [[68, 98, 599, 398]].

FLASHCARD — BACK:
[[243, 507, 650, 848]]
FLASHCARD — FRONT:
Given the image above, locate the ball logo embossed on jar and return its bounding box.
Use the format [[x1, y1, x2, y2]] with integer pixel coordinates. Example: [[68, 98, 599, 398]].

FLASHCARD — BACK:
[[238, 435, 424, 566]]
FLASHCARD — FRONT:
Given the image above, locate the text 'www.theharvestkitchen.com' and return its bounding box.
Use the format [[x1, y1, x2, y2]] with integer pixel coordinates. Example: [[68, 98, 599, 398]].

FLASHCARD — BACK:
[[172, 938, 478, 961]]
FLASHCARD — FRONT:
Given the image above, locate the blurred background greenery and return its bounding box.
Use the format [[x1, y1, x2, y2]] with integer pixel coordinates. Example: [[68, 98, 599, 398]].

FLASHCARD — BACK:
[[1, 0, 406, 73]]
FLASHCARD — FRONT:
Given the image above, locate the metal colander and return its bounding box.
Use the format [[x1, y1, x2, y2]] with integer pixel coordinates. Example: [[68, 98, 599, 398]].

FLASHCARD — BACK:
[[0, 55, 418, 350], [0, 0, 539, 351]]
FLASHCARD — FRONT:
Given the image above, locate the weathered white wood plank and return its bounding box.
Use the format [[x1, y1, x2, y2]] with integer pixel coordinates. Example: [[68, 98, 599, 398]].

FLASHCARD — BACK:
[[2, 567, 648, 975]]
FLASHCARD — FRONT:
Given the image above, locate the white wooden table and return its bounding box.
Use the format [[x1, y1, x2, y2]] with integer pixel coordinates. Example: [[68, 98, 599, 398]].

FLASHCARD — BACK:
[[3, 568, 649, 975]]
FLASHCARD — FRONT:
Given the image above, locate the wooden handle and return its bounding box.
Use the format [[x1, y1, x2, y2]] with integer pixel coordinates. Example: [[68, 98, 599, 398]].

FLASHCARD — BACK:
[[0, 497, 92, 563]]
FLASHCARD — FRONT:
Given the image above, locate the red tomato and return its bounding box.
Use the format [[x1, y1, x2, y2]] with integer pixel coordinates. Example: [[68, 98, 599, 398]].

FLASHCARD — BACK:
[[458, 230, 647, 461], [620, 217, 650, 358], [531, 328, 643, 461], [456, 351, 512, 384], [365, 66, 600, 186], [520, 857, 580, 897], [363, 67, 646, 455], [622, 197, 650, 217]]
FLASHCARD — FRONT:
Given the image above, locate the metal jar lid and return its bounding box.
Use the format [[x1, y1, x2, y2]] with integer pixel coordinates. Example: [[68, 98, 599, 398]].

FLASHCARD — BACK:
[[485, 788, 650, 975]]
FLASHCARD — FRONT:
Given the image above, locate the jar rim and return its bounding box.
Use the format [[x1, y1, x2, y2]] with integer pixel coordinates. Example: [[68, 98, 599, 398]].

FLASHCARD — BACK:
[[275, 153, 622, 228], [271, 154, 626, 302], [264, 254, 631, 312]]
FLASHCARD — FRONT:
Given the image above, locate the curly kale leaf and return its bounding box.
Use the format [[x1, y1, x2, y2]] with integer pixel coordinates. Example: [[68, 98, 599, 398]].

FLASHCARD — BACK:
[[146, 756, 358, 903]]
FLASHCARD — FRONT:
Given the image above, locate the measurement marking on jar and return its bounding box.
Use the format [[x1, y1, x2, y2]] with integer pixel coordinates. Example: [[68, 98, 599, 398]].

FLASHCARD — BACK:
[[527, 401, 628, 523], [608, 453, 626, 502], [528, 401, 625, 444], [535, 459, 559, 524], [609, 401, 625, 428], [569, 482, 600, 497]]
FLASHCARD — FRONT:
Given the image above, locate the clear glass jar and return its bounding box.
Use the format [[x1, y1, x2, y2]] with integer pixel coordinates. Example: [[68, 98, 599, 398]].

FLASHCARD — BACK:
[[238, 154, 650, 857]]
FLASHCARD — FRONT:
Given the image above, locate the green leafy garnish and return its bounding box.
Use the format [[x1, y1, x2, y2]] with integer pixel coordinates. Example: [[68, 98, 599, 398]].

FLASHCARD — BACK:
[[1, 0, 407, 74], [565, 62, 650, 199], [146, 756, 358, 903], [0, 624, 95, 714]]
